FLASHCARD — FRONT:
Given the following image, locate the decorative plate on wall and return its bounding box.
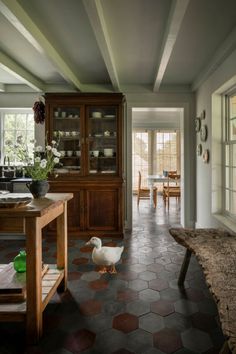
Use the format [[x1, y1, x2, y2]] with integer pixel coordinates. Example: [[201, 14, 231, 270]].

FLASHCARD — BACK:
[[197, 143, 202, 156], [200, 124, 208, 142], [203, 149, 209, 163], [195, 118, 201, 132]]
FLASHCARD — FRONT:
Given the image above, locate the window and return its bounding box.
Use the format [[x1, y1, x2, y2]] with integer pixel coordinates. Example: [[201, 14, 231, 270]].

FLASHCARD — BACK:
[[132, 129, 180, 190], [155, 131, 178, 175], [132, 130, 149, 189], [0, 109, 34, 165], [223, 92, 236, 217]]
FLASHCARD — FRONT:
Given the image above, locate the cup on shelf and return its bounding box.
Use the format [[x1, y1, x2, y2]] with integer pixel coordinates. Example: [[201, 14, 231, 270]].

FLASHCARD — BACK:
[[61, 112, 66, 118], [75, 151, 81, 157], [65, 131, 70, 137], [67, 150, 73, 157], [92, 111, 102, 118], [54, 111, 59, 117], [60, 150, 66, 157], [104, 130, 110, 136], [104, 148, 113, 157], [71, 131, 78, 136], [92, 150, 99, 157]]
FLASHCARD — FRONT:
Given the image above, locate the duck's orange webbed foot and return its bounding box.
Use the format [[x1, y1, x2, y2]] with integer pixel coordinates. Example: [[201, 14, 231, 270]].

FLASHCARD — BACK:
[[108, 265, 117, 274], [99, 266, 107, 273]]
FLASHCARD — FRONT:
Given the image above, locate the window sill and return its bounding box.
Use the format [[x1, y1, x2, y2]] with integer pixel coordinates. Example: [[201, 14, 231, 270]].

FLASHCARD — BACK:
[[213, 213, 236, 234]]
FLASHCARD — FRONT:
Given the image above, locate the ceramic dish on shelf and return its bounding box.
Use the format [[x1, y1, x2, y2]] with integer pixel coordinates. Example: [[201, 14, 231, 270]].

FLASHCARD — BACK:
[[104, 115, 115, 118], [0, 196, 32, 208], [101, 170, 116, 173], [94, 134, 103, 137], [54, 168, 69, 173]]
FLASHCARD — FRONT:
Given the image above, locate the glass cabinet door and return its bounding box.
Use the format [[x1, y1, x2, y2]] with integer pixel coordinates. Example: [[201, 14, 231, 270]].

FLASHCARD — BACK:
[[52, 106, 81, 175], [87, 106, 117, 175]]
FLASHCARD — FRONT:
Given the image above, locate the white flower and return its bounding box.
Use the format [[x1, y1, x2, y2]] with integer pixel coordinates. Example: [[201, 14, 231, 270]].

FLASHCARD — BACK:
[[35, 156, 41, 163], [54, 151, 61, 157], [51, 147, 58, 155], [35, 145, 43, 152], [46, 145, 52, 151], [53, 157, 59, 164], [40, 159, 47, 168], [51, 140, 56, 145]]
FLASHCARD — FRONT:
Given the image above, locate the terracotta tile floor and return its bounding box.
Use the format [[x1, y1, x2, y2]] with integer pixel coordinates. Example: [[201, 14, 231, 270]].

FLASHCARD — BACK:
[[0, 197, 226, 354]]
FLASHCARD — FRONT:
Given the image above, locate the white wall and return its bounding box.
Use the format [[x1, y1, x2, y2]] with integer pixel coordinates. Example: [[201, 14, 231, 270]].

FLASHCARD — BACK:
[[196, 48, 236, 228]]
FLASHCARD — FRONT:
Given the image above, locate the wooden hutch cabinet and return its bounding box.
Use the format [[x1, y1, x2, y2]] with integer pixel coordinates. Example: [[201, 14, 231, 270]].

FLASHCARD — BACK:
[[45, 93, 125, 238]]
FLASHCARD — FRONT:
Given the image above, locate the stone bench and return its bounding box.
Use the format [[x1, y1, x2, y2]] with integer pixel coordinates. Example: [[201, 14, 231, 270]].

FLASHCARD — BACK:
[[169, 228, 236, 354]]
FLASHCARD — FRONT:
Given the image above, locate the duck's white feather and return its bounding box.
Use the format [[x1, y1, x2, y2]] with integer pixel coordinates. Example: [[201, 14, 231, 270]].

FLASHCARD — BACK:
[[86, 237, 124, 266], [92, 246, 124, 266]]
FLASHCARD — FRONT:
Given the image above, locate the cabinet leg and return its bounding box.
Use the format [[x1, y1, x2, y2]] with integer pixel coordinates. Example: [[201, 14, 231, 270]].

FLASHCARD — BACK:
[[178, 249, 192, 286]]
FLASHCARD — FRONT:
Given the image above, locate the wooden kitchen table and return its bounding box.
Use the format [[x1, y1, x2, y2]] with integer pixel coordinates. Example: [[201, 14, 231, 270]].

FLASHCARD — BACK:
[[0, 193, 73, 344]]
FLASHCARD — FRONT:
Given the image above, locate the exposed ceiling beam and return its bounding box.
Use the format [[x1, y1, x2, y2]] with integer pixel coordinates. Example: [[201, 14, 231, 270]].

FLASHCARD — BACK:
[[0, 0, 83, 91], [0, 50, 45, 92], [192, 25, 236, 91], [0, 83, 5, 92], [83, 0, 120, 92], [153, 0, 190, 92]]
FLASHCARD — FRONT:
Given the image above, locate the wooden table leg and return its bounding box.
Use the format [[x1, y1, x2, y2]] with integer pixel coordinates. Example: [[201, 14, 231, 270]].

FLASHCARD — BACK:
[[25, 217, 42, 344], [178, 249, 192, 286], [56, 202, 68, 292]]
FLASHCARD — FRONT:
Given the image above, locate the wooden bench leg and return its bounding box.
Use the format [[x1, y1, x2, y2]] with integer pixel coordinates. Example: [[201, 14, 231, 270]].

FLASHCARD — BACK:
[[219, 341, 231, 354], [178, 249, 192, 286]]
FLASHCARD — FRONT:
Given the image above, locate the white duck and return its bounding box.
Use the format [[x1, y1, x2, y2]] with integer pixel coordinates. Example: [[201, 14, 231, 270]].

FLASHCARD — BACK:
[[86, 237, 124, 273]]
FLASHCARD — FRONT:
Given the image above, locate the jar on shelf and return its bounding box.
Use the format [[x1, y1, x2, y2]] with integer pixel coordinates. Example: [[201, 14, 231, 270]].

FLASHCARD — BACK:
[[13, 250, 26, 273]]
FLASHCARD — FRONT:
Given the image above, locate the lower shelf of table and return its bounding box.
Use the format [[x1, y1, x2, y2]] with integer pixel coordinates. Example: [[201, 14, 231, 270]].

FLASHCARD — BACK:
[[0, 264, 64, 321]]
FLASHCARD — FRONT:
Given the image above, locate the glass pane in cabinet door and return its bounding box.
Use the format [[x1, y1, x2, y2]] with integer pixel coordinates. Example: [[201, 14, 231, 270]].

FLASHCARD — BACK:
[[88, 106, 117, 175], [52, 107, 81, 175]]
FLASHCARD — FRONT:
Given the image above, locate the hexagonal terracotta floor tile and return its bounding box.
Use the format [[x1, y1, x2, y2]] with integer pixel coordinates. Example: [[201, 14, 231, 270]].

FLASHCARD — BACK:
[[112, 349, 135, 354], [72, 257, 89, 265], [89, 278, 108, 291], [151, 299, 175, 316], [80, 245, 93, 253], [64, 328, 96, 352], [149, 278, 169, 291], [117, 289, 138, 302], [79, 299, 102, 316], [153, 328, 182, 353], [118, 271, 138, 281], [113, 313, 138, 333]]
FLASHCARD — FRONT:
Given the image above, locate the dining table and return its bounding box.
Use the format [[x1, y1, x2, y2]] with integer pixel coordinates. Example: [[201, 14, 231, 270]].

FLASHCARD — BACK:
[[147, 175, 168, 206]]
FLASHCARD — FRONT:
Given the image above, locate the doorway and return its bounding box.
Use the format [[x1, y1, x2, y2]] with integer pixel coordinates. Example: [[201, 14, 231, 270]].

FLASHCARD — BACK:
[[130, 107, 184, 227]]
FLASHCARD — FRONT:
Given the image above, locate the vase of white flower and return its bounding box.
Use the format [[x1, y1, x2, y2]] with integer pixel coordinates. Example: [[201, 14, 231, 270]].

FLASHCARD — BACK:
[[16, 139, 61, 198], [26, 180, 50, 198]]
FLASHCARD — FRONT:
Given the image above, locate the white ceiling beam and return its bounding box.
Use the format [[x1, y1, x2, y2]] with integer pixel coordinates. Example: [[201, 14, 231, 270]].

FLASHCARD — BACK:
[[0, 50, 45, 92], [153, 0, 190, 92], [0, 83, 5, 92], [0, 0, 83, 91], [83, 0, 120, 91], [192, 25, 236, 91]]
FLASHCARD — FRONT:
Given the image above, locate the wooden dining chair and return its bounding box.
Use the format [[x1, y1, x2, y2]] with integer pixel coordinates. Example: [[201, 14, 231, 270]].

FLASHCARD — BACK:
[[137, 171, 157, 208], [163, 173, 180, 210]]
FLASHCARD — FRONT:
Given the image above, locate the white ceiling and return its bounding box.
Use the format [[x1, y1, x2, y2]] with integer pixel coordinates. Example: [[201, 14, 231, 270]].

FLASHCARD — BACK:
[[0, 0, 236, 94]]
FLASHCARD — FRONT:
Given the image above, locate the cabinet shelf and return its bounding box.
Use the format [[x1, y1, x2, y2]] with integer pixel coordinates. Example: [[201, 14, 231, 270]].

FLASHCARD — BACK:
[[46, 92, 125, 238]]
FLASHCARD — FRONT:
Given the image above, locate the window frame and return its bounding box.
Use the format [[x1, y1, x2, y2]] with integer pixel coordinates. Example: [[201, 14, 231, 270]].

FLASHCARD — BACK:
[[0, 108, 35, 166], [223, 90, 236, 220]]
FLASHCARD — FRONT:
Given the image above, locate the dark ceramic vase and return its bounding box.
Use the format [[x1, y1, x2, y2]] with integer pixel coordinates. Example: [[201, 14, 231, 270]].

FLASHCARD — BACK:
[[26, 180, 49, 198]]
